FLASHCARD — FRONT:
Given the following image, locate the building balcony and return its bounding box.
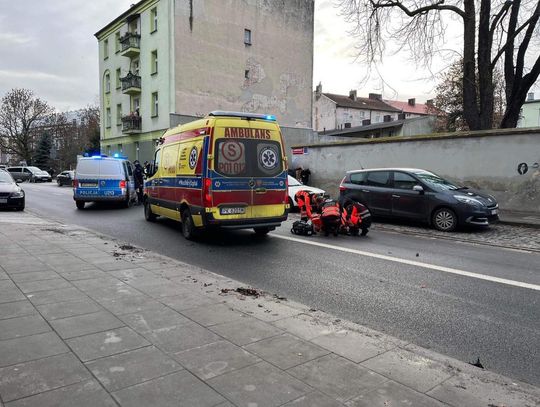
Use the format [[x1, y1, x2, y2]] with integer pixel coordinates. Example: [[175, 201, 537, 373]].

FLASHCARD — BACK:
[[120, 33, 140, 58], [121, 115, 142, 134], [120, 72, 141, 95]]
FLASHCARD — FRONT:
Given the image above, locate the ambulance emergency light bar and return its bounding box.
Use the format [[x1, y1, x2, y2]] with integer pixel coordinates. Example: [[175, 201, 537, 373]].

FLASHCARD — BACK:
[[208, 111, 276, 121]]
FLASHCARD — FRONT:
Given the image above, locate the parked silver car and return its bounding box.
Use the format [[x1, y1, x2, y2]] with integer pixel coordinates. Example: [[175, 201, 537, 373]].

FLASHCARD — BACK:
[[6, 166, 51, 182]]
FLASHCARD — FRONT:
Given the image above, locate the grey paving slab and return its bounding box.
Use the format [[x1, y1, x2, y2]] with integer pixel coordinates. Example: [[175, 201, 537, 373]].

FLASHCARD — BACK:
[[0, 288, 25, 304], [244, 333, 330, 370], [173, 340, 260, 380], [208, 361, 312, 407], [49, 262, 100, 273], [37, 298, 103, 321], [112, 370, 225, 407], [86, 346, 183, 392], [143, 322, 222, 353], [181, 303, 246, 327], [288, 354, 387, 403], [108, 267, 157, 281], [96, 294, 163, 315], [83, 284, 144, 302], [96, 260, 141, 271], [66, 326, 150, 362], [0, 271, 8, 280], [427, 372, 540, 407], [272, 313, 339, 341], [0, 314, 50, 340], [8, 270, 60, 283], [71, 277, 123, 291], [0, 353, 91, 402], [16, 278, 72, 294], [4, 380, 117, 407], [311, 330, 391, 363], [118, 306, 192, 333], [283, 391, 345, 407], [210, 316, 283, 346], [361, 349, 454, 393], [36, 253, 82, 266], [0, 332, 69, 367], [0, 301, 36, 320], [159, 292, 221, 311], [57, 269, 108, 281], [26, 286, 85, 306], [129, 282, 193, 298], [224, 296, 302, 322], [346, 380, 447, 406], [1, 263, 51, 274], [49, 310, 124, 339]]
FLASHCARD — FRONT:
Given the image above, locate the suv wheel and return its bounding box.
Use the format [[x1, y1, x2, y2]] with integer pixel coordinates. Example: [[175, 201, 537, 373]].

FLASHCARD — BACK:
[[432, 208, 457, 232]]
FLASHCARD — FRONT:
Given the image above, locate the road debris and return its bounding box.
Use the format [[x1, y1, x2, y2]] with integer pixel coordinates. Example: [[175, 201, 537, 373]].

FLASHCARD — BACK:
[[469, 357, 485, 369]]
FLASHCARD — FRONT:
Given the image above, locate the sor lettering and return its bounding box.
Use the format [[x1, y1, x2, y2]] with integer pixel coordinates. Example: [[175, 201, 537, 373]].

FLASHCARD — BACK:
[[224, 128, 271, 139]]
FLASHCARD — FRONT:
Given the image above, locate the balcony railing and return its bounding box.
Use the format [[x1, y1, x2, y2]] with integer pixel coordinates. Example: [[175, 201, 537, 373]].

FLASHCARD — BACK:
[[120, 72, 141, 95], [121, 115, 142, 133], [119, 32, 140, 58]]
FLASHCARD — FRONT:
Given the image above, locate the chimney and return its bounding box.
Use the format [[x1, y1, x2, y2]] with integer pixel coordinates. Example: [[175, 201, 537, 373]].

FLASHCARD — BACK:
[[369, 93, 382, 100], [426, 99, 434, 106], [398, 113, 406, 120], [383, 115, 392, 122], [527, 92, 535, 101], [349, 90, 357, 101], [315, 82, 322, 100], [362, 119, 371, 126], [408, 98, 416, 106]]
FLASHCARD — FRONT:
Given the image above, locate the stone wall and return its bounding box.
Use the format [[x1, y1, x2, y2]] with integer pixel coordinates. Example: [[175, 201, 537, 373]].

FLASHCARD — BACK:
[[290, 128, 540, 213]]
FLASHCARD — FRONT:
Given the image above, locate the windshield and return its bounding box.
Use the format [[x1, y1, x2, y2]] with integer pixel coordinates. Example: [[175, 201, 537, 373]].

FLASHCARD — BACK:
[[0, 171, 14, 183], [413, 171, 460, 191]]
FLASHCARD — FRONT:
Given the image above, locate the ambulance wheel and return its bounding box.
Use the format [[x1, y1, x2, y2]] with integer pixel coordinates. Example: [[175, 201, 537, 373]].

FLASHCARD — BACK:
[[181, 209, 196, 240], [76, 201, 85, 210], [254, 227, 271, 236], [144, 199, 157, 222]]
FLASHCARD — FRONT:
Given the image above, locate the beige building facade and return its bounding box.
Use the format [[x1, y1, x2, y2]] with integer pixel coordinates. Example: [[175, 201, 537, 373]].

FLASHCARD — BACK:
[[95, 0, 314, 162]]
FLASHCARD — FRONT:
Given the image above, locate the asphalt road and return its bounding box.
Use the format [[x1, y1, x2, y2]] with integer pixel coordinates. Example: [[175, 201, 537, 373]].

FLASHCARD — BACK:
[[14, 182, 540, 386]]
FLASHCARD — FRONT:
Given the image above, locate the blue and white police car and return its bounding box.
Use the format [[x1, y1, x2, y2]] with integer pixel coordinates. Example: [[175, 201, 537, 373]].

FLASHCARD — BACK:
[[73, 155, 137, 209]]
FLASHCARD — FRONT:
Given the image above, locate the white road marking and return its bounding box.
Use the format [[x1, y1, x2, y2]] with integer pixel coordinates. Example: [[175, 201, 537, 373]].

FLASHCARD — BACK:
[[273, 234, 540, 291]]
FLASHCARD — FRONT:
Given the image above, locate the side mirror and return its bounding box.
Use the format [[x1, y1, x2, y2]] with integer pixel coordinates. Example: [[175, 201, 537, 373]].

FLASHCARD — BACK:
[[16, 179, 23, 183], [413, 185, 424, 194]]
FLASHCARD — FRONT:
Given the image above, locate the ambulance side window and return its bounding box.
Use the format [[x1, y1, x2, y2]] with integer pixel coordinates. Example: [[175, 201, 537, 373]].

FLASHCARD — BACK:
[[152, 149, 161, 176]]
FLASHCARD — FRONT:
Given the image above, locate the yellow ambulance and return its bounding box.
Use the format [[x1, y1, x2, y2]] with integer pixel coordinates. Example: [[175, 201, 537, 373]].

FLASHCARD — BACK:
[[143, 111, 289, 239]]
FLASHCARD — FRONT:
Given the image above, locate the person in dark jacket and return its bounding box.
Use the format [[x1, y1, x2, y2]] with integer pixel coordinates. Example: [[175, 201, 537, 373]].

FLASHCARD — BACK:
[[300, 168, 311, 185], [133, 160, 144, 204]]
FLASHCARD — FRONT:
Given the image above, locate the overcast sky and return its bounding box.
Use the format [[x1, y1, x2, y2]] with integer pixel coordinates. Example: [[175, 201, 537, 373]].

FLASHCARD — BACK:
[[0, 0, 471, 112]]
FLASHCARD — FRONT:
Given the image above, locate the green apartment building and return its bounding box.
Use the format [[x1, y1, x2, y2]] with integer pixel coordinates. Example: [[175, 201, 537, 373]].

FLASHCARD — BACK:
[[95, 0, 315, 163]]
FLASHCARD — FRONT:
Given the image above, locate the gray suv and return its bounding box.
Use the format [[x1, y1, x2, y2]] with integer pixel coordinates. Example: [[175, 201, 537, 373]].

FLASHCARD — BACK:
[[7, 166, 51, 182], [339, 168, 499, 231]]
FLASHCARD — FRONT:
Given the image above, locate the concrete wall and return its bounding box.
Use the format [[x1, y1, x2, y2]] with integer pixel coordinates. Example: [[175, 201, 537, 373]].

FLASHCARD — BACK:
[[173, 0, 314, 128], [519, 100, 540, 128], [291, 128, 540, 213]]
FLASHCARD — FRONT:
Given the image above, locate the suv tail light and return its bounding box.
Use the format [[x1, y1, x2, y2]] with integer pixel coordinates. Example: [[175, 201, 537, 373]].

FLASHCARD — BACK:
[[339, 176, 347, 192], [119, 180, 126, 188], [203, 178, 212, 206]]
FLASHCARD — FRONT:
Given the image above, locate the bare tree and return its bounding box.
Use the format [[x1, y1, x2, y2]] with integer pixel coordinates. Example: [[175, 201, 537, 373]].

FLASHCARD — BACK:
[[337, 0, 540, 130], [0, 88, 54, 164]]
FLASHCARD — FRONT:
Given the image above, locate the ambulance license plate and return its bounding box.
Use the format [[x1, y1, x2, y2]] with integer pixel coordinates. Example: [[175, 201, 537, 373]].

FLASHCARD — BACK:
[[220, 207, 245, 215]]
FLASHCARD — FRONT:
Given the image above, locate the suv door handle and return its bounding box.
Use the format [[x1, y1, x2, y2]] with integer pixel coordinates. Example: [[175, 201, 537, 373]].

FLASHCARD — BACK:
[[361, 189, 370, 193], [392, 194, 400, 198]]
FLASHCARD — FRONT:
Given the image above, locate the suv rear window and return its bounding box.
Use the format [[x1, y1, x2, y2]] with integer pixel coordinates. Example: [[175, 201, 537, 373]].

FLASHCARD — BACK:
[[366, 171, 390, 187], [214, 139, 282, 178]]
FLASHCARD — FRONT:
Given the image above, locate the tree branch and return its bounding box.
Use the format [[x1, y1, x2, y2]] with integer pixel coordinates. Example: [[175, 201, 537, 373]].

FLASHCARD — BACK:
[[371, 0, 466, 18]]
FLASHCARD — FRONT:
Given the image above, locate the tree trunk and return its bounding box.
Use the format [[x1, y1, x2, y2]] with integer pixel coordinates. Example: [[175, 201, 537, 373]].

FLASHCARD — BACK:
[[462, 0, 481, 130], [477, 0, 494, 129]]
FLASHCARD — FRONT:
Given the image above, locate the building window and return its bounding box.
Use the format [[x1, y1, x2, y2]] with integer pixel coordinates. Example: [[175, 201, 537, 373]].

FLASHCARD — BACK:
[[244, 69, 250, 79], [116, 104, 122, 125], [244, 29, 252, 45], [132, 58, 140, 75], [104, 72, 111, 93], [132, 96, 140, 115], [115, 68, 121, 89], [150, 7, 158, 33], [151, 50, 158, 74], [106, 108, 111, 128], [103, 39, 109, 59], [151, 92, 158, 117], [115, 32, 120, 53]]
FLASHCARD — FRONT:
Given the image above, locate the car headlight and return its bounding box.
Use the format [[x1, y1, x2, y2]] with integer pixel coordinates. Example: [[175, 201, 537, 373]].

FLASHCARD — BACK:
[[10, 190, 24, 198], [454, 195, 483, 206]]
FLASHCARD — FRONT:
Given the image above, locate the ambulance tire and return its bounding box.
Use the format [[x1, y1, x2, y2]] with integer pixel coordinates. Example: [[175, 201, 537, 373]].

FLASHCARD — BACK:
[[254, 227, 271, 236], [181, 209, 196, 240], [76, 200, 85, 210], [144, 199, 157, 222]]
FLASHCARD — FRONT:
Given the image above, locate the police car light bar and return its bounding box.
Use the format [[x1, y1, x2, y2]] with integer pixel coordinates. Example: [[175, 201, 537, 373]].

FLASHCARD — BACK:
[[208, 111, 276, 121]]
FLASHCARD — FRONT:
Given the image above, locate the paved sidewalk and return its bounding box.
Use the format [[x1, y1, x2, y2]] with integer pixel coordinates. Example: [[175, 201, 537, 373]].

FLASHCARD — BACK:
[[499, 210, 540, 229], [0, 212, 539, 407]]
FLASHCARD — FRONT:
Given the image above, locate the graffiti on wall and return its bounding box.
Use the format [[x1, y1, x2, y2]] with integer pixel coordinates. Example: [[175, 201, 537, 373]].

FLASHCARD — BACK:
[[517, 162, 540, 175]]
